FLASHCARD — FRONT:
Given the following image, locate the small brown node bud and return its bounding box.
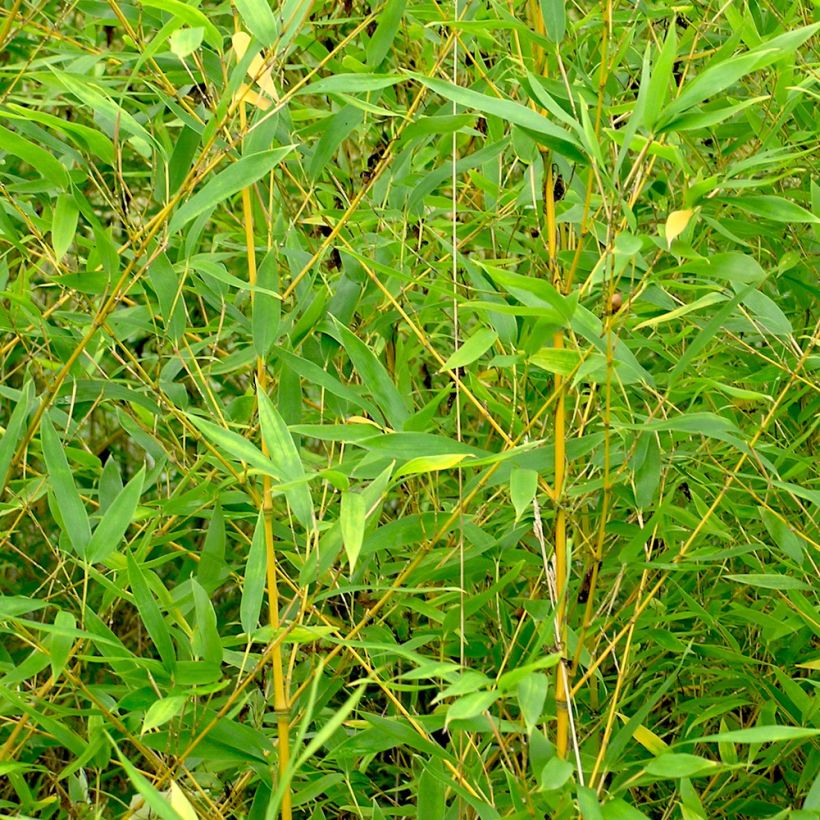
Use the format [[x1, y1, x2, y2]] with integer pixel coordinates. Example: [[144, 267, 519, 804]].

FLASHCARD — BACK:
[[609, 291, 623, 314]]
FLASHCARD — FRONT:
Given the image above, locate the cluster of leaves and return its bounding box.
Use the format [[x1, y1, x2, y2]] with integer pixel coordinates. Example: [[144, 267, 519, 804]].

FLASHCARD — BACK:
[[0, 0, 818, 817]]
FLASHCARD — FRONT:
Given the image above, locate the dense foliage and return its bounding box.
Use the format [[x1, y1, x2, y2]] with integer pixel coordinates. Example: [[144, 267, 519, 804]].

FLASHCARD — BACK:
[[0, 0, 818, 817]]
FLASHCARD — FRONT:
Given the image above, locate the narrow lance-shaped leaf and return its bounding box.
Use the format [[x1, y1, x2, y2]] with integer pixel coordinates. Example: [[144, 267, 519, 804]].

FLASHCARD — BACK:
[[540, 0, 565, 43], [366, 0, 404, 66], [168, 146, 295, 234], [191, 578, 222, 666], [52, 193, 79, 262], [185, 412, 276, 476], [330, 317, 410, 431], [0, 125, 70, 189], [411, 74, 586, 162], [252, 250, 280, 357], [0, 380, 33, 490], [109, 738, 185, 820], [257, 384, 314, 528], [139, 0, 222, 50], [198, 502, 226, 592], [660, 22, 820, 122], [440, 328, 497, 372], [126, 553, 176, 670], [234, 0, 278, 47], [86, 466, 145, 563], [49, 610, 75, 678], [510, 468, 538, 522], [340, 491, 366, 573], [240, 511, 267, 635], [41, 412, 91, 555]]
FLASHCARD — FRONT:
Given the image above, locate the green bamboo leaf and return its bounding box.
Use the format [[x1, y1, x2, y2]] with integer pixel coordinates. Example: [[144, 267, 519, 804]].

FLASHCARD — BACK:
[[417, 761, 446, 819], [662, 23, 819, 122], [257, 384, 313, 528], [539, 757, 574, 790], [446, 690, 498, 727], [480, 264, 577, 324], [530, 347, 581, 377], [185, 412, 275, 476], [741, 289, 792, 336], [394, 453, 473, 479], [126, 553, 176, 670], [273, 0, 314, 57], [540, 0, 565, 43], [169, 26, 204, 59], [240, 511, 267, 635], [269, 680, 366, 816], [110, 739, 185, 820], [412, 74, 586, 162], [661, 96, 769, 133], [633, 432, 660, 509], [758, 508, 804, 564], [99, 455, 124, 513], [578, 786, 604, 820], [252, 250, 281, 357], [366, 0, 404, 66], [720, 194, 820, 224], [496, 655, 561, 691], [0, 597, 47, 618], [309, 105, 364, 180], [441, 328, 497, 372], [51, 193, 79, 262], [41, 412, 91, 556], [234, 0, 278, 47], [4, 104, 116, 165], [299, 74, 402, 95], [690, 726, 820, 744], [86, 466, 145, 564], [329, 318, 410, 430], [50, 70, 160, 158], [0, 124, 69, 189], [276, 346, 378, 417], [142, 695, 186, 734], [644, 753, 718, 778], [49, 610, 75, 678], [633, 292, 726, 330], [725, 574, 810, 590], [139, 0, 222, 50], [168, 147, 295, 234], [340, 491, 366, 573], [645, 20, 678, 131], [0, 380, 33, 489], [510, 468, 538, 521], [191, 578, 222, 666], [517, 672, 547, 733], [198, 502, 227, 593]]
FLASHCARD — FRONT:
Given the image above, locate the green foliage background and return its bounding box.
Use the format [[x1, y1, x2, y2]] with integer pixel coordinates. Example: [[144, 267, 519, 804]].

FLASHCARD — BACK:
[[0, 0, 818, 817]]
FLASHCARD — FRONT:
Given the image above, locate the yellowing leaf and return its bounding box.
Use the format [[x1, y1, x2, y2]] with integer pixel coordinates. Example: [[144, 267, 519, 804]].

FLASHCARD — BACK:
[[394, 453, 473, 478], [665, 208, 694, 247], [618, 712, 669, 754], [234, 82, 272, 111], [232, 31, 277, 105], [167, 782, 198, 820], [346, 415, 388, 431]]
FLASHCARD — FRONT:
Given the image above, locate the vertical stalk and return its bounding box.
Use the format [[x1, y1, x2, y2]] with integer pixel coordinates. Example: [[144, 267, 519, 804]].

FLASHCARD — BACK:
[[546, 162, 569, 759], [238, 90, 292, 819]]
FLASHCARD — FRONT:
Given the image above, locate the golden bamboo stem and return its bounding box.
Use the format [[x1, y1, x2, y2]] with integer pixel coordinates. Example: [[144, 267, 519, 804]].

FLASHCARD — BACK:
[[238, 89, 292, 820]]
